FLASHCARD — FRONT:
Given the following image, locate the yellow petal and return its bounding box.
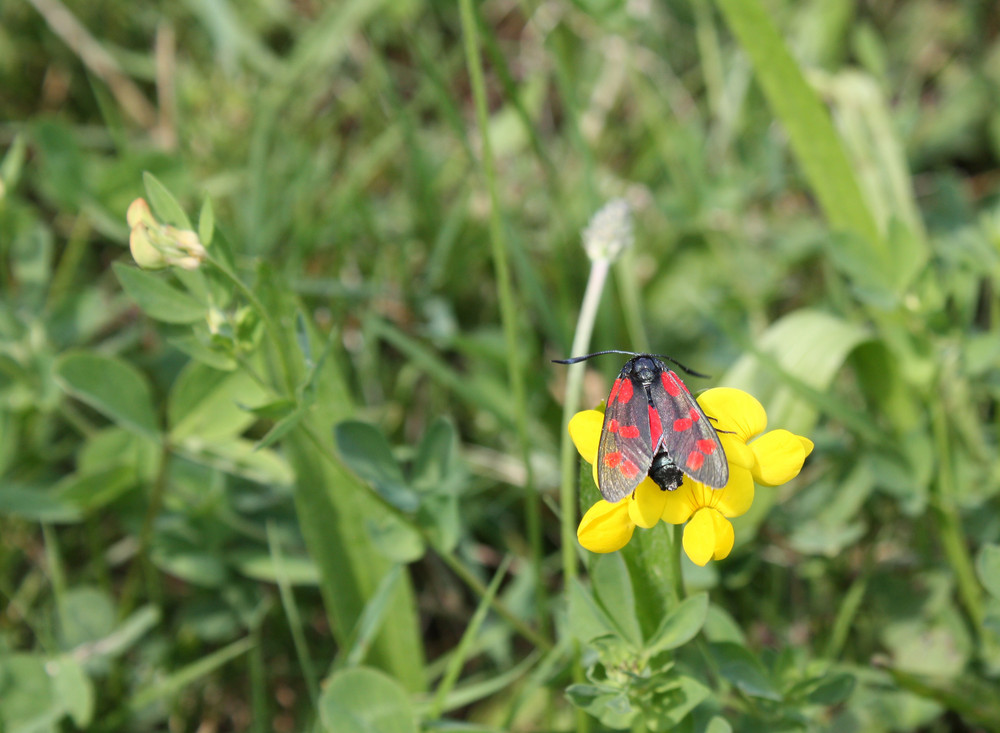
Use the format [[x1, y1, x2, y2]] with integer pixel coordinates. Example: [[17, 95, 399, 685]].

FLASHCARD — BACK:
[[682, 507, 718, 566], [711, 466, 755, 518], [568, 410, 603, 466], [629, 478, 668, 528], [750, 429, 813, 486], [698, 388, 767, 443], [719, 432, 756, 470], [577, 500, 635, 553], [709, 510, 735, 561], [682, 507, 736, 566], [660, 479, 698, 524]]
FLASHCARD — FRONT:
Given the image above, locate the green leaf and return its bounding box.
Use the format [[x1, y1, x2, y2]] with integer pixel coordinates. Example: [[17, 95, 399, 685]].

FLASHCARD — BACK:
[[49, 656, 94, 727], [568, 578, 627, 646], [976, 544, 1000, 600], [714, 0, 881, 246], [0, 653, 62, 730], [657, 673, 713, 728], [334, 421, 418, 512], [704, 716, 733, 733], [0, 484, 80, 523], [416, 493, 459, 554], [411, 417, 460, 495], [55, 351, 160, 438], [319, 667, 418, 733], [151, 548, 228, 587], [55, 465, 137, 510], [366, 514, 426, 563], [168, 361, 270, 443], [710, 641, 781, 700], [143, 171, 192, 229], [234, 551, 321, 585], [113, 263, 208, 324], [59, 586, 116, 648], [646, 593, 709, 654], [168, 333, 237, 371], [198, 196, 215, 247], [590, 553, 641, 646], [804, 672, 856, 705]]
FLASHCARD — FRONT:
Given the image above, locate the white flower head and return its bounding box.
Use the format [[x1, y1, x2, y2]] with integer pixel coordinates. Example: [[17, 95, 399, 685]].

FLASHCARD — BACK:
[[582, 198, 633, 262]]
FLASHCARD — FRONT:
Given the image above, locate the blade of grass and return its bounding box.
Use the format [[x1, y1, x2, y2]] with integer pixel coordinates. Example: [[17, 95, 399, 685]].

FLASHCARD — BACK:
[[129, 637, 254, 710], [267, 522, 320, 709], [458, 0, 543, 632], [713, 0, 882, 247], [342, 565, 406, 670], [428, 556, 512, 719]]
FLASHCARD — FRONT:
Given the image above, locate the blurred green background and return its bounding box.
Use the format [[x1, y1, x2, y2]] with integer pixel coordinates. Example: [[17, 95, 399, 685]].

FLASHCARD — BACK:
[[2, 0, 1000, 730]]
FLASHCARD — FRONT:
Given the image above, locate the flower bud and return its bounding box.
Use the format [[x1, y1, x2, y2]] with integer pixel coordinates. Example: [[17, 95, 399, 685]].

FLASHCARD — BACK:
[[129, 224, 169, 269], [125, 198, 206, 270], [582, 198, 633, 262]]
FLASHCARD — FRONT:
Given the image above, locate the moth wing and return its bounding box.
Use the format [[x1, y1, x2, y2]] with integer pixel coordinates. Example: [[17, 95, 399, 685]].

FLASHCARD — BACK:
[[596, 374, 654, 503], [648, 368, 729, 489]]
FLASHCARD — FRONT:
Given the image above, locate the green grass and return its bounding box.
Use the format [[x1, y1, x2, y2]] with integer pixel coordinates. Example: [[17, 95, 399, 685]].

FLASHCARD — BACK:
[[2, 0, 1000, 730]]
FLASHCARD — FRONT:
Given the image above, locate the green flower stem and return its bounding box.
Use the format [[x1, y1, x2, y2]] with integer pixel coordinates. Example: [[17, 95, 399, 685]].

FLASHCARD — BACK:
[[930, 399, 984, 633], [559, 256, 613, 733], [559, 257, 612, 589], [458, 0, 543, 632], [668, 524, 686, 603]]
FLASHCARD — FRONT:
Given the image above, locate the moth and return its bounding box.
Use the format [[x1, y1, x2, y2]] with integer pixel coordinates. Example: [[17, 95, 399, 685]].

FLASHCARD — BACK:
[[556, 351, 728, 502]]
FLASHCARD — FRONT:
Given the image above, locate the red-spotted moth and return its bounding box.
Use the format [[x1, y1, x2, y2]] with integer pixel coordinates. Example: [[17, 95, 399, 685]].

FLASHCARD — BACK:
[[556, 351, 728, 503]]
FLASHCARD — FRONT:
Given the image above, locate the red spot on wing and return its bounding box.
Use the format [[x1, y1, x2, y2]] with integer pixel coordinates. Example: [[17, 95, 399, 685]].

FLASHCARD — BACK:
[[607, 418, 619, 433], [673, 418, 692, 432], [696, 439, 717, 455], [686, 451, 705, 471], [621, 460, 639, 478], [616, 378, 634, 403], [604, 451, 623, 468], [648, 405, 663, 449], [618, 425, 640, 439], [661, 372, 681, 397], [689, 408, 699, 421], [608, 379, 621, 405]]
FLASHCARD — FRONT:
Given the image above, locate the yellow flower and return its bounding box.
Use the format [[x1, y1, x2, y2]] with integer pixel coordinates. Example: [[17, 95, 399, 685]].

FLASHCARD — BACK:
[[571, 388, 813, 566]]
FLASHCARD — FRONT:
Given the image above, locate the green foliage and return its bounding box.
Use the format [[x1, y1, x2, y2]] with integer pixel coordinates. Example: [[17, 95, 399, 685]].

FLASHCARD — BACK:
[[2, 0, 1000, 730]]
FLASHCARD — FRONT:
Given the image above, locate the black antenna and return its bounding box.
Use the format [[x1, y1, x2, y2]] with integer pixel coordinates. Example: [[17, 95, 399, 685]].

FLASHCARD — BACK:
[[552, 350, 710, 379]]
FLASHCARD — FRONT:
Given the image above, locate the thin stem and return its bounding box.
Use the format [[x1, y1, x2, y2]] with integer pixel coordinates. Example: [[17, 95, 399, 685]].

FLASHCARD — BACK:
[[558, 256, 612, 733], [929, 399, 984, 633], [669, 524, 686, 603], [559, 258, 612, 594], [428, 556, 513, 719], [118, 439, 171, 619], [267, 522, 320, 709], [458, 0, 542, 629]]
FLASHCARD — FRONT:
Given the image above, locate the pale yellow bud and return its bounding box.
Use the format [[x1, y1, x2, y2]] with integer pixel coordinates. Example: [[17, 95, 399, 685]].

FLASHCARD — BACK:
[[129, 224, 169, 269], [126, 198, 154, 228]]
